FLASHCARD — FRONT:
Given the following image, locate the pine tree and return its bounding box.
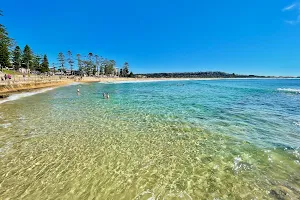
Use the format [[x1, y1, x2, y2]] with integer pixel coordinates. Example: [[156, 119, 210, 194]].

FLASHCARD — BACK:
[[100, 65, 104, 75], [67, 50, 74, 74], [122, 62, 129, 77], [110, 60, 116, 75], [0, 10, 11, 69], [87, 53, 94, 75], [33, 54, 42, 71], [76, 54, 82, 72], [12, 46, 22, 70], [129, 71, 134, 77], [95, 55, 100, 75], [22, 45, 33, 70], [0, 11, 11, 47], [0, 42, 10, 69], [41, 54, 49, 73], [58, 52, 65, 71]]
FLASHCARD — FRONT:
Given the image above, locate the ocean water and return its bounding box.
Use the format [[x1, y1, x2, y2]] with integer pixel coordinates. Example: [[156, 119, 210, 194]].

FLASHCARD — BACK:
[[0, 79, 299, 199]]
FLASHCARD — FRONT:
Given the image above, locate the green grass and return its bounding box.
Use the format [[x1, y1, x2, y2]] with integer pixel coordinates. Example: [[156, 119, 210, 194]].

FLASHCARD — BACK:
[[1, 70, 22, 75]]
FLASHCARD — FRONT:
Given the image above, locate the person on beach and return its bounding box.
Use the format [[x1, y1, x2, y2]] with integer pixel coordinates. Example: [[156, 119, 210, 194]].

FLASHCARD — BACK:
[[4, 74, 7, 80]]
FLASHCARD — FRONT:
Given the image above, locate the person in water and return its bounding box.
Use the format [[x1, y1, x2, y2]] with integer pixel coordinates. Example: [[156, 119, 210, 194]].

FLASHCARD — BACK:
[[103, 93, 110, 99], [77, 88, 80, 96]]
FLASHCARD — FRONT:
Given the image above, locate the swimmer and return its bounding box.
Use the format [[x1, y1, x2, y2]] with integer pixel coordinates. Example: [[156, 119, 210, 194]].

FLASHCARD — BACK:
[[102, 93, 110, 99], [77, 88, 80, 93]]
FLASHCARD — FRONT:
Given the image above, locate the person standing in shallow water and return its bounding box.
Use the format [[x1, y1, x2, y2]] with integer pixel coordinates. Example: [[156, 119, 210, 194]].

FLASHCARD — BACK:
[[103, 93, 110, 99]]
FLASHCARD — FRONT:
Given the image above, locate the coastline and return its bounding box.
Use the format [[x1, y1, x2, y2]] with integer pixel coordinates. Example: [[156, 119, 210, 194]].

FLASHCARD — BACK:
[[0, 77, 298, 98], [0, 80, 73, 97]]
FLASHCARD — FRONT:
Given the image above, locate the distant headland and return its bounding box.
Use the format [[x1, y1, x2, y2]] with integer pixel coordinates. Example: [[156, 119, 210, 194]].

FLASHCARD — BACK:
[[136, 71, 299, 79]]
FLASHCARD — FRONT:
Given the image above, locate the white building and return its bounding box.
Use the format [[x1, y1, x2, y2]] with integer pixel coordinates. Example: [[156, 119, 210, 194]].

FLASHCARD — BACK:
[[19, 68, 30, 74]]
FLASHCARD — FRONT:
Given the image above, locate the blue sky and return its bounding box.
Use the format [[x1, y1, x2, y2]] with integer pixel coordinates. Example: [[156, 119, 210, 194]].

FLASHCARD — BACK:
[[1, 0, 300, 76]]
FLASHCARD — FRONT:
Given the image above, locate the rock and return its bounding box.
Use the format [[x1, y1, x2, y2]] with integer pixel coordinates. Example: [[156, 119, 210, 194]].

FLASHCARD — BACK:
[[269, 185, 297, 200], [0, 94, 9, 98], [269, 189, 287, 200]]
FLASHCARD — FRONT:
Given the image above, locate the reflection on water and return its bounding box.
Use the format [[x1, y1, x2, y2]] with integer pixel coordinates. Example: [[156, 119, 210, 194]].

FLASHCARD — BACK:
[[0, 79, 300, 199]]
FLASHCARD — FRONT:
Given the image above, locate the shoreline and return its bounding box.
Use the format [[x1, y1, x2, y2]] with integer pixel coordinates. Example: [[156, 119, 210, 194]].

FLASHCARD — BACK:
[[0, 77, 299, 99], [0, 80, 73, 97]]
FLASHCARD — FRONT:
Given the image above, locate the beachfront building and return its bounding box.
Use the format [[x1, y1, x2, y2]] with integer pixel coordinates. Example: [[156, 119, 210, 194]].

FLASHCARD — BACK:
[[55, 71, 64, 75], [49, 67, 56, 72], [19, 68, 30, 74], [65, 70, 72, 76], [114, 67, 119, 76]]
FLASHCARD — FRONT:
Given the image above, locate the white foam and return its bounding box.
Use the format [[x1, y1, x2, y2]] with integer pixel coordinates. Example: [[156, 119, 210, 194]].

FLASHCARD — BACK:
[[0, 87, 54, 104], [68, 82, 82, 86], [277, 88, 300, 94], [294, 122, 300, 127]]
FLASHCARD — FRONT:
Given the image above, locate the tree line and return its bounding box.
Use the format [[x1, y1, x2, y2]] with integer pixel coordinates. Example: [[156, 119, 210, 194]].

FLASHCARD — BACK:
[[56, 51, 133, 77], [0, 10, 49, 73], [136, 71, 267, 78]]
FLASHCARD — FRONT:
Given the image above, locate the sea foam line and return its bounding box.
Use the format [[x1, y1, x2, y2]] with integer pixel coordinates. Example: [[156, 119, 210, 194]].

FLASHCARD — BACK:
[[67, 82, 83, 86], [277, 88, 300, 93], [0, 87, 55, 105]]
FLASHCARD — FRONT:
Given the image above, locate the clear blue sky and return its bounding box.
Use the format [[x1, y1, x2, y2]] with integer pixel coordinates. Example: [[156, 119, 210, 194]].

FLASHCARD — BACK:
[[1, 0, 300, 76]]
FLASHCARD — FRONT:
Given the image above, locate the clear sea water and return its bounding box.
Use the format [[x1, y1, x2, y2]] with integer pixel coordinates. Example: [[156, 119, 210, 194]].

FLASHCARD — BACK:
[[0, 79, 299, 199]]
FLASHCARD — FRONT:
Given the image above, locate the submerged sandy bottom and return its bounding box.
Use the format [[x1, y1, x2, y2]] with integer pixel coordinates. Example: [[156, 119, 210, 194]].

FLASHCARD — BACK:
[[0, 80, 299, 199]]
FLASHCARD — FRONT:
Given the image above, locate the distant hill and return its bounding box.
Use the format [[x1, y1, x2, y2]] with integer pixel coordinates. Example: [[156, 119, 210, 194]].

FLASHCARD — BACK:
[[136, 71, 270, 78]]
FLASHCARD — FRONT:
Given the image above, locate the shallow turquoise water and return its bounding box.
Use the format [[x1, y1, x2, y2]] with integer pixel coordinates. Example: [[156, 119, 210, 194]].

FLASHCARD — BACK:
[[0, 79, 299, 199]]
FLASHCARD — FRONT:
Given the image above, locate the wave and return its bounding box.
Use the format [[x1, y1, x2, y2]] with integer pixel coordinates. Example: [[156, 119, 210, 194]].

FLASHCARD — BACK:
[[68, 82, 83, 86], [0, 88, 54, 105], [294, 122, 300, 127], [277, 88, 300, 94]]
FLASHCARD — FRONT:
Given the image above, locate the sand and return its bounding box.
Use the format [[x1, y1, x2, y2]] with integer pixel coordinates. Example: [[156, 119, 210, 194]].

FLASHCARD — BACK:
[[0, 80, 73, 95]]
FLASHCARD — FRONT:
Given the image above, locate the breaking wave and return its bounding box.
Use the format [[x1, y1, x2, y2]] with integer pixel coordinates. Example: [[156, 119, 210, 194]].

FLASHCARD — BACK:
[[277, 88, 300, 94], [0, 88, 54, 104]]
